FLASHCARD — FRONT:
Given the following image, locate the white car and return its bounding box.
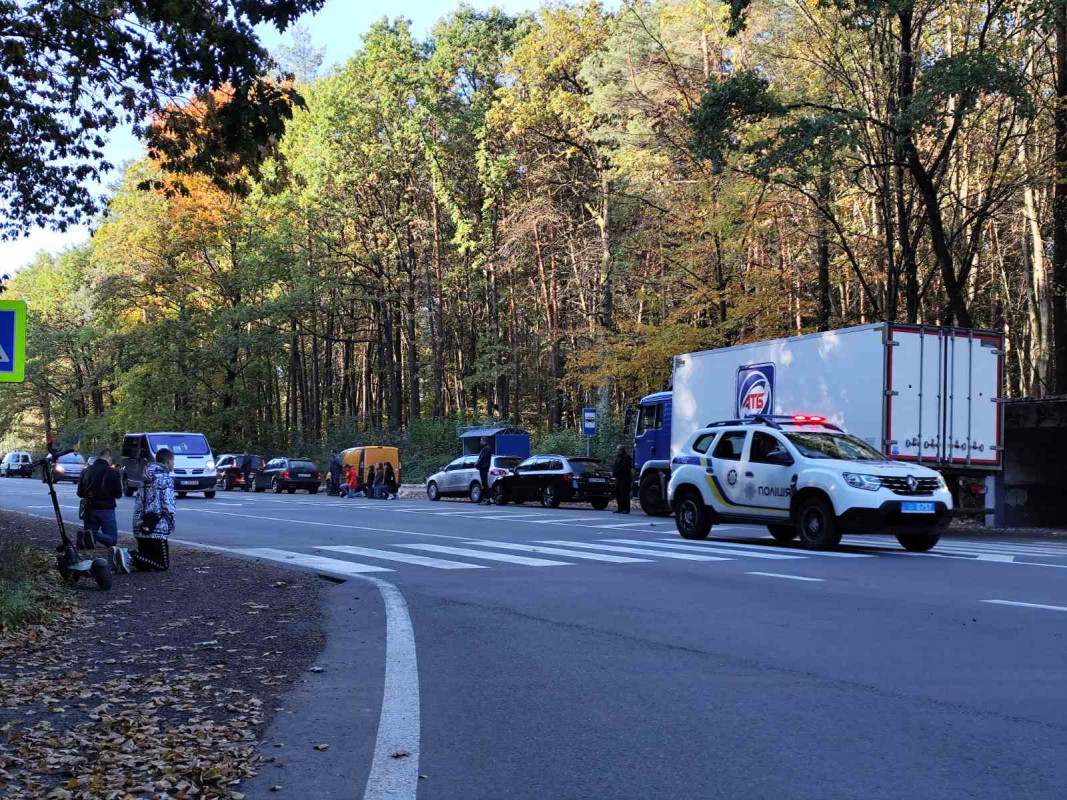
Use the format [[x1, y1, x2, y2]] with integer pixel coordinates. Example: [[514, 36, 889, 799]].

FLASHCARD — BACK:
[[667, 415, 953, 551], [0, 450, 33, 478], [426, 454, 523, 503]]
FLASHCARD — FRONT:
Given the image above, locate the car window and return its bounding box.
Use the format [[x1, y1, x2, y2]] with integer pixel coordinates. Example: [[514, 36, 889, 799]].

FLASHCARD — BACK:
[[636, 405, 659, 435], [58, 454, 85, 464], [462, 457, 477, 469], [749, 432, 791, 465], [550, 460, 565, 471], [290, 461, 317, 471], [493, 457, 521, 470], [784, 432, 885, 461], [568, 460, 604, 474], [712, 431, 747, 461], [217, 457, 231, 469], [693, 434, 715, 454], [148, 433, 210, 455]]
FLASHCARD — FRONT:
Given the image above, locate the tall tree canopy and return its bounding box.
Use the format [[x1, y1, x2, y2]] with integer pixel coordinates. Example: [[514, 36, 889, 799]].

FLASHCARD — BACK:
[[0, 0, 324, 237]]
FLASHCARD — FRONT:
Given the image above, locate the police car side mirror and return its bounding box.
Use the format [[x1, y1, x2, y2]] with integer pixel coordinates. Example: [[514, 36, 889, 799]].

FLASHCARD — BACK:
[[766, 451, 794, 466]]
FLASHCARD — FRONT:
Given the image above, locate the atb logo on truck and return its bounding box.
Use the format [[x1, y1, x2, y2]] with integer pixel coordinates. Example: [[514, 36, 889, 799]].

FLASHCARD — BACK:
[[736, 364, 775, 418]]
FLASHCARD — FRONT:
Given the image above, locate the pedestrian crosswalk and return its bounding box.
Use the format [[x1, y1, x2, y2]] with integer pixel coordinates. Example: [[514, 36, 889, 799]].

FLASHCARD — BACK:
[[224, 532, 1067, 579]]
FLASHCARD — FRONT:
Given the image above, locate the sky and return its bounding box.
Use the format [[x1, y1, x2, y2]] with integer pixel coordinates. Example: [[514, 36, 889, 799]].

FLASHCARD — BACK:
[[0, 0, 544, 277]]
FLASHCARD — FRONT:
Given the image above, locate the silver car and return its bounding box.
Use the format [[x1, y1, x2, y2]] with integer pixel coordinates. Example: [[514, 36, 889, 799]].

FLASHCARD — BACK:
[[50, 452, 87, 483], [426, 455, 522, 503]]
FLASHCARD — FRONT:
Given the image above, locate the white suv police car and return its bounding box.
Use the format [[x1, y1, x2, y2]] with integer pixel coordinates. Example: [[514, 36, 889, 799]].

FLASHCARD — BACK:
[[667, 415, 953, 551]]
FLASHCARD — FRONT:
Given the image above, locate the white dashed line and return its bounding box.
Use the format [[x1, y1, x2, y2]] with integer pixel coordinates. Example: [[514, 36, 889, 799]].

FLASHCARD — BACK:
[[746, 572, 825, 582]]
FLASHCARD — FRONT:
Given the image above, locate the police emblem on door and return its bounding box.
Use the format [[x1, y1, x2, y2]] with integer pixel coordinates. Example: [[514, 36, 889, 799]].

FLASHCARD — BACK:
[[727, 469, 738, 486], [736, 363, 775, 418]]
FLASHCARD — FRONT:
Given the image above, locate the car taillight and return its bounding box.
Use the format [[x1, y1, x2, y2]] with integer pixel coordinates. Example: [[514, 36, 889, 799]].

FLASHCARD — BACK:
[[283, 471, 290, 479], [489, 468, 506, 476], [562, 473, 573, 482], [315, 472, 321, 479]]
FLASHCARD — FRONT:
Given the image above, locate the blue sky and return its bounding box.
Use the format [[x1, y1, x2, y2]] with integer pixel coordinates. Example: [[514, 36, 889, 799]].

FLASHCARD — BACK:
[[1, 0, 546, 276]]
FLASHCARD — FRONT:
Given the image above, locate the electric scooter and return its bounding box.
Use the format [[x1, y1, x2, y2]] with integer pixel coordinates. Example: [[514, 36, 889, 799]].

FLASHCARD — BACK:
[[35, 436, 112, 591]]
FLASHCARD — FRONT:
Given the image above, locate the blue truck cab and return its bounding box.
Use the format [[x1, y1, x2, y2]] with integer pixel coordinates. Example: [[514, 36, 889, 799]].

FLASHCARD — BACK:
[[632, 391, 673, 516]]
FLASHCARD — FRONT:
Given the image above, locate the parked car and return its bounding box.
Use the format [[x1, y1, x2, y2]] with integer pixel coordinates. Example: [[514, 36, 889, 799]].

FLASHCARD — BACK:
[[334, 446, 402, 496], [0, 451, 33, 478], [216, 453, 265, 491], [49, 452, 87, 484], [426, 454, 521, 503], [249, 457, 322, 494], [120, 431, 217, 499], [491, 455, 615, 509]]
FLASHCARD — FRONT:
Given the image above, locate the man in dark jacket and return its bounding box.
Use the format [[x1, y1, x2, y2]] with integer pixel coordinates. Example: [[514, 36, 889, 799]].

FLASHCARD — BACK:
[[475, 437, 492, 504], [612, 445, 632, 514], [328, 450, 342, 496], [77, 448, 123, 548]]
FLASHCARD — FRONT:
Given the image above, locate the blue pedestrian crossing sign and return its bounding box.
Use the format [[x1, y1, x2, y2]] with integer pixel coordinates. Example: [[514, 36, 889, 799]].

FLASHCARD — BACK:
[[582, 407, 598, 437], [0, 300, 27, 383]]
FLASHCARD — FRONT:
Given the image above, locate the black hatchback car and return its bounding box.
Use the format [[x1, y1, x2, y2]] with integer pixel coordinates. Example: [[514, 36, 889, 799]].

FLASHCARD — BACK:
[[249, 457, 322, 494], [492, 455, 615, 509], [216, 453, 265, 491]]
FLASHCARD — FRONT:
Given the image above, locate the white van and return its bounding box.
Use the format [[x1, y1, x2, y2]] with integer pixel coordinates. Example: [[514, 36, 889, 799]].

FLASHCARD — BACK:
[[120, 432, 216, 498], [0, 450, 33, 478]]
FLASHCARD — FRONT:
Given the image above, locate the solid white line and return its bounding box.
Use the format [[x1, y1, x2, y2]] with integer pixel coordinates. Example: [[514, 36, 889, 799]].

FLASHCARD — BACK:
[[361, 576, 420, 800], [607, 539, 805, 560], [461, 540, 650, 563], [393, 543, 573, 567], [594, 522, 659, 529], [537, 540, 731, 561], [235, 548, 394, 576], [316, 545, 487, 570], [981, 599, 1067, 613], [747, 571, 825, 582]]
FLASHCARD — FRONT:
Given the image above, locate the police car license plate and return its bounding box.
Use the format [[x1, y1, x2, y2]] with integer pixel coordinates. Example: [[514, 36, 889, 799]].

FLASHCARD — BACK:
[[901, 502, 935, 514]]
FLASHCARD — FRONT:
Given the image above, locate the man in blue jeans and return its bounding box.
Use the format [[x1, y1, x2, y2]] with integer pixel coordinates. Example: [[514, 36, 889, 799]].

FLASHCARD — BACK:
[[76, 448, 123, 551]]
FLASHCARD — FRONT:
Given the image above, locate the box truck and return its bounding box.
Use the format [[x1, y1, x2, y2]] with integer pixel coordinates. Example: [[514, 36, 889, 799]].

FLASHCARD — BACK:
[[632, 323, 1004, 516]]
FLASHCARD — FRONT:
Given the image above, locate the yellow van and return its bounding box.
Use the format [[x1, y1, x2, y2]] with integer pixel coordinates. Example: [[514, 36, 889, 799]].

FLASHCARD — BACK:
[[338, 446, 401, 494]]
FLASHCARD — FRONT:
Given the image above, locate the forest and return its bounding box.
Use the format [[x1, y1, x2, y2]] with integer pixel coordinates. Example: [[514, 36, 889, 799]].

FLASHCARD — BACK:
[[1, 0, 1064, 478]]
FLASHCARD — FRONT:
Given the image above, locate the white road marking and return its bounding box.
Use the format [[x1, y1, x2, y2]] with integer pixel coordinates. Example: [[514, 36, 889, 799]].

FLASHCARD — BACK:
[[235, 548, 393, 576], [361, 576, 420, 800], [537, 540, 731, 561], [595, 522, 660, 529], [178, 508, 471, 539], [461, 540, 650, 563], [698, 539, 873, 558], [317, 545, 487, 570], [981, 599, 1067, 613], [607, 539, 805, 560], [393, 543, 573, 567], [747, 572, 825, 582]]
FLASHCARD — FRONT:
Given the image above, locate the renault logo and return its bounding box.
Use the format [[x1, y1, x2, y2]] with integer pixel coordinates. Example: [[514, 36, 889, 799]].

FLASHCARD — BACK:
[[906, 476, 918, 493]]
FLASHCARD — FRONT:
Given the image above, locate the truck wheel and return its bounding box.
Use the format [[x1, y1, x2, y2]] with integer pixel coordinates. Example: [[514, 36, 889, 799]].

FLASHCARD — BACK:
[[675, 489, 711, 540], [639, 475, 671, 517], [427, 481, 440, 501], [767, 525, 797, 543], [896, 532, 940, 552], [796, 497, 841, 550]]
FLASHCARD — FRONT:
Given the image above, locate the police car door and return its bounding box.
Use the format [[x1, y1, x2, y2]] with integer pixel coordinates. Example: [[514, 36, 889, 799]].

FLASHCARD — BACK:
[[742, 431, 794, 514]]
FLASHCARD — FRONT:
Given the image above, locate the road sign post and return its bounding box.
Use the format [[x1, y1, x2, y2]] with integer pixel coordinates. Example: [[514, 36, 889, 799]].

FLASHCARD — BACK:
[[582, 407, 598, 456], [0, 300, 26, 383]]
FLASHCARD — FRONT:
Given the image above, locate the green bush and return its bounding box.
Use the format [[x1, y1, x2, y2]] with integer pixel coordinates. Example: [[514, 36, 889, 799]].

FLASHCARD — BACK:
[[0, 537, 56, 630]]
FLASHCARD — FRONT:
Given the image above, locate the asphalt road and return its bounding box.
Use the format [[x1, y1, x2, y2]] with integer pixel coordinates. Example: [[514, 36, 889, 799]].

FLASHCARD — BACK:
[[3, 477, 1066, 799]]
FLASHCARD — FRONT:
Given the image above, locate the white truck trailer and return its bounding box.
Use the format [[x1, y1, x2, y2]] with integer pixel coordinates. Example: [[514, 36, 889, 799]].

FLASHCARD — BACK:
[[632, 323, 1004, 515]]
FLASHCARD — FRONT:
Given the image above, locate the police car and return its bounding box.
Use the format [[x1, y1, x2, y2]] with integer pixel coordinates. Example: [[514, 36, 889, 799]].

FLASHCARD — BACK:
[[667, 415, 953, 551]]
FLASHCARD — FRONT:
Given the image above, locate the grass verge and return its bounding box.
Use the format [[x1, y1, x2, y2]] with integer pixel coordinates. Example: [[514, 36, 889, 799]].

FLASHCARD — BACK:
[[0, 535, 58, 631]]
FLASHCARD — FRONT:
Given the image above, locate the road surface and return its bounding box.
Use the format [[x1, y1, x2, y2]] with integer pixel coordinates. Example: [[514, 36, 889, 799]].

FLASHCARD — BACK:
[[2, 478, 1065, 799]]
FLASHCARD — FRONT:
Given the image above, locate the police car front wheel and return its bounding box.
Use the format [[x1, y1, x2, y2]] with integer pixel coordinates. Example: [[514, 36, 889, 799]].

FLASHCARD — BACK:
[[796, 497, 841, 550], [675, 490, 711, 540], [767, 525, 797, 543]]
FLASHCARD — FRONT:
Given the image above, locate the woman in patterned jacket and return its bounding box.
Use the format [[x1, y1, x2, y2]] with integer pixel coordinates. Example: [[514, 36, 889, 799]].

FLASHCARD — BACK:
[[112, 448, 176, 574]]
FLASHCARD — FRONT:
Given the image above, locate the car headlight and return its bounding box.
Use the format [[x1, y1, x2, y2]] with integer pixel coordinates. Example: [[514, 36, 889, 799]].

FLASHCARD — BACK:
[[205, 460, 215, 470], [54, 465, 65, 473], [843, 472, 881, 491], [936, 473, 948, 492]]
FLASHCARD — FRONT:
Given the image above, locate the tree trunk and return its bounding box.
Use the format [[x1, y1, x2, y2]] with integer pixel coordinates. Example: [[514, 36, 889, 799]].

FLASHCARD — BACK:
[[1054, 10, 1067, 392]]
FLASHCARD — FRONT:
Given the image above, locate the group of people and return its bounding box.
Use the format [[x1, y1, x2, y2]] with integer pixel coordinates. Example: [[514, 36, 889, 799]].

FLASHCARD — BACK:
[[328, 451, 399, 500], [73, 446, 175, 575]]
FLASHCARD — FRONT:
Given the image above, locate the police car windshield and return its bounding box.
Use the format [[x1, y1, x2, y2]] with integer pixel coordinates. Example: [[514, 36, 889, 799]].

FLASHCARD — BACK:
[[148, 434, 210, 456], [785, 432, 885, 461]]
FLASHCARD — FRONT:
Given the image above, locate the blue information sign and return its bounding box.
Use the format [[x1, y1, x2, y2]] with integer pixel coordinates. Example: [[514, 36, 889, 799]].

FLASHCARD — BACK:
[[0, 300, 27, 383], [582, 407, 598, 437]]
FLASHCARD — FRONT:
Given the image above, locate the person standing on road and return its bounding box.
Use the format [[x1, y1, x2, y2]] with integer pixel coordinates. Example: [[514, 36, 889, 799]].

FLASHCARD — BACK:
[[475, 437, 492, 504], [113, 448, 176, 574], [329, 450, 342, 496], [384, 461, 398, 500], [76, 447, 123, 550], [612, 445, 632, 514]]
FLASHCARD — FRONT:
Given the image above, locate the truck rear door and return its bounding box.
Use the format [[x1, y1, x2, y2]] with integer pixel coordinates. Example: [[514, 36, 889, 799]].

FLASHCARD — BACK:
[[887, 326, 1002, 467]]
